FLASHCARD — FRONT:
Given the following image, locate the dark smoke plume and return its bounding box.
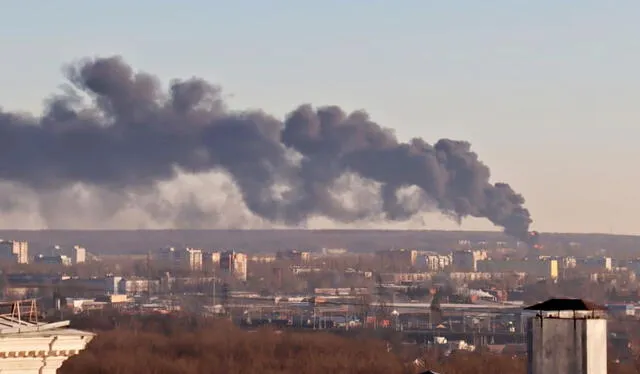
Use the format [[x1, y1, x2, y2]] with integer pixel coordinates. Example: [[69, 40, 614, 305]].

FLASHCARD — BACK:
[[0, 56, 532, 239]]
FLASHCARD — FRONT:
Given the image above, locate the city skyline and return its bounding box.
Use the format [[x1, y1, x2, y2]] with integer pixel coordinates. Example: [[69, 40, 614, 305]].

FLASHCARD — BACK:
[[1, 1, 639, 234]]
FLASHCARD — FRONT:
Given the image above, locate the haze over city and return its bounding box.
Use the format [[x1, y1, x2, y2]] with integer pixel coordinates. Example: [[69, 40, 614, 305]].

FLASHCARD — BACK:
[[2, 0, 640, 234]]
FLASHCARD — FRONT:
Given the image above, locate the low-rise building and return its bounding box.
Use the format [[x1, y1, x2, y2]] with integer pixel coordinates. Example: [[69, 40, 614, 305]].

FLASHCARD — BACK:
[[276, 249, 311, 263], [117, 278, 160, 295], [249, 254, 276, 263], [476, 258, 558, 280], [33, 254, 72, 266], [579, 256, 612, 272], [379, 272, 433, 283], [0, 300, 94, 373]]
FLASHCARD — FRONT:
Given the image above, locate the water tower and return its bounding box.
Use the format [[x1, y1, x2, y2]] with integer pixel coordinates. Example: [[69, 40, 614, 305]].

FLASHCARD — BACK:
[[525, 298, 607, 374]]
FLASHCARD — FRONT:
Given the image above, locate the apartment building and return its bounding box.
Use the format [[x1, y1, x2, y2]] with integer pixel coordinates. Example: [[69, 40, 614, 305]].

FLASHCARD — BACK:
[[73, 245, 86, 264], [452, 250, 488, 272], [416, 252, 452, 271], [157, 247, 203, 271], [378, 248, 418, 268], [220, 251, 248, 281], [0, 240, 29, 264], [476, 258, 558, 280]]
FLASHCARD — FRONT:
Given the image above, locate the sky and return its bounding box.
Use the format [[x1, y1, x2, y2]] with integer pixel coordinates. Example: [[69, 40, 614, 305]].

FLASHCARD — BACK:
[[1, 0, 639, 234]]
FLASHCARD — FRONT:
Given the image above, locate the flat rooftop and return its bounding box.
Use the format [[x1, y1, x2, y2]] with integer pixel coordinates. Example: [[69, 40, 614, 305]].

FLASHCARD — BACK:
[[0, 299, 95, 337]]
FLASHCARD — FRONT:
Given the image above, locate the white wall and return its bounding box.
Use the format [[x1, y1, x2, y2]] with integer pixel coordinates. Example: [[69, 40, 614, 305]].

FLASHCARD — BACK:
[[527, 316, 607, 374]]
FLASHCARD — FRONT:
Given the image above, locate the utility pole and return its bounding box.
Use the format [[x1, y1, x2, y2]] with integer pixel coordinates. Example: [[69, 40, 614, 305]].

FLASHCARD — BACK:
[[146, 250, 152, 300], [212, 268, 217, 307]]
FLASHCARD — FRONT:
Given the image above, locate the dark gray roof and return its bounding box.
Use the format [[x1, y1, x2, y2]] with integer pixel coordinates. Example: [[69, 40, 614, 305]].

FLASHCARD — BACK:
[[524, 298, 606, 311]]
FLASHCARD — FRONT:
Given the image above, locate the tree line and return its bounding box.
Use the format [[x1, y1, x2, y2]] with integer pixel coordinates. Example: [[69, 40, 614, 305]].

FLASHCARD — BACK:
[[59, 312, 640, 374]]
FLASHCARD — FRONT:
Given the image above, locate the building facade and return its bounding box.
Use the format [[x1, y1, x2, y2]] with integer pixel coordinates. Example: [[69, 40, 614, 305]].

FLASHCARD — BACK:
[[452, 250, 487, 272], [276, 249, 311, 264], [220, 251, 248, 281], [526, 299, 607, 374], [73, 245, 86, 264], [0, 240, 29, 264], [378, 249, 418, 268], [33, 254, 72, 266], [157, 247, 203, 272]]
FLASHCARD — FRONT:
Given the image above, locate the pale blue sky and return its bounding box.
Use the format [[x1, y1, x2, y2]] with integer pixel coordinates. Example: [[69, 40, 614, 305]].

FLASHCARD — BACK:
[[1, 1, 639, 233]]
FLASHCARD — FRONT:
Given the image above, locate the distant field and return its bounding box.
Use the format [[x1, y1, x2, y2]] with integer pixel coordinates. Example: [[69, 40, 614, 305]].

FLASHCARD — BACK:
[[0, 229, 638, 256]]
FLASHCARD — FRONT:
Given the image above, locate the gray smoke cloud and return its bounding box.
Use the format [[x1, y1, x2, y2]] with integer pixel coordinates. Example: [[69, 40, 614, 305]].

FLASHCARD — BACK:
[[0, 56, 532, 239]]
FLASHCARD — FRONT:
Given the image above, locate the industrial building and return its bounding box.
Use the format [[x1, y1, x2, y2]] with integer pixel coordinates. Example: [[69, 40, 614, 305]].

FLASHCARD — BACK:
[[525, 298, 607, 374], [0, 299, 94, 373]]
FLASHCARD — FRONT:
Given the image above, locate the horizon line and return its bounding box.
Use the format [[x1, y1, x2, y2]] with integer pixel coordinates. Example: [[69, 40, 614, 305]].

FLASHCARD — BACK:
[[0, 228, 636, 237]]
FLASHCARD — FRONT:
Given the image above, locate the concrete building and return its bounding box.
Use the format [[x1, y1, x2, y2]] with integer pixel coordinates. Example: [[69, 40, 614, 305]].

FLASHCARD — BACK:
[[33, 254, 72, 266], [525, 298, 607, 374], [117, 278, 160, 295], [184, 248, 203, 271], [379, 272, 433, 283], [561, 256, 577, 269], [210, 251, 221, 265], [203, 251, 221, 273], [452, 250, 487, 272], [0, 299, 94, 373], [73, 245, 86, 264], [276, 249, 311, 264], [157, 247, 203, 272], [416, 252, 452, 271], [378, 249, 418, 268], [220, 251, 248, 281], [249, 254, 276, 263], [449, 271, 527, 282], [580, 257, 612, 272], [476, 258, 558, 280], [105, 276, 123, 294], [0, 240, 29, 264], [321, 248, 348, 256]]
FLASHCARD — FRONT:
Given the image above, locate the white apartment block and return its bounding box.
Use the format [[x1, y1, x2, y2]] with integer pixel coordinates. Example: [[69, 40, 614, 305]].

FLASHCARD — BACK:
[[73, 245, 86, 264]]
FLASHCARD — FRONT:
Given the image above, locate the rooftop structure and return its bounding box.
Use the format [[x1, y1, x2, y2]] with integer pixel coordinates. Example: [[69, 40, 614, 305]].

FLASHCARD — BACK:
[[0, 299, 95, 373], [525, 298, 607, 318], [526, 298, 607, 374], [525, 298, 606, 311]]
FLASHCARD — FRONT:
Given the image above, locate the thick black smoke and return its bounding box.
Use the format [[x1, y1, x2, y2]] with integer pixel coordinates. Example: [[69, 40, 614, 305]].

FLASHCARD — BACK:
[[0, 56, 532, 239]]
